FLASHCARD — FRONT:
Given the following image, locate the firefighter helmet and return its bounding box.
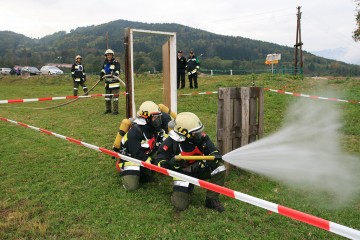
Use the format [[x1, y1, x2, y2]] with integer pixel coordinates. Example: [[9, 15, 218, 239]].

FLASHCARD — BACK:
[[173, 112, 204, 138], [104, 49, 115, 56], [75, 55, 82, 60], [137, 101, 161, 118]]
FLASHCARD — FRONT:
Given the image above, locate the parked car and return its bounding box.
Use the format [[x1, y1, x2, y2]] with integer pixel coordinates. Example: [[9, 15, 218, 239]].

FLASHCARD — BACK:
[[21, 66, 41, 75], [0, 67, 12, 75], [40, 66, 64, 75]]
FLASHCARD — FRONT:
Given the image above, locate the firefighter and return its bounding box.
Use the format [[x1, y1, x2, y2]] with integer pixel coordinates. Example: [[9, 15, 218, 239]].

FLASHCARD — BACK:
[[186, 50, 200, 89], [100, 49, 121, 115], [71, 55, 88, 96], [155, 112, 226, 212], [114, 101, 169, 191]]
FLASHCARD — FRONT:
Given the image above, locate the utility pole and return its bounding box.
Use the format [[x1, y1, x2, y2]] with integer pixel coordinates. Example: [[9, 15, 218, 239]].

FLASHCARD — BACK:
[[294, 6, 303, 75]]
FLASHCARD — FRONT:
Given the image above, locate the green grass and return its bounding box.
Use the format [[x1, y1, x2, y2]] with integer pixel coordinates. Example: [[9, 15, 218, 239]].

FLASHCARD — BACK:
[[0, 74, 360, 239]]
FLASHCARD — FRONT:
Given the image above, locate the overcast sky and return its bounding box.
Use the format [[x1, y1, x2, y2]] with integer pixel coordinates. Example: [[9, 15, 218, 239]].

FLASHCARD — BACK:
[[1, 0, 360, 64]]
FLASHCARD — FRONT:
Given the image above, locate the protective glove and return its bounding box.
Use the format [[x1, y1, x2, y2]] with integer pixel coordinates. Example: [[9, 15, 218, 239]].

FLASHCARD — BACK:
[[112, 146, 120, 159], [207, 152, 222, 168], [114, 72, 119, 77], [100, 72, 105, 81], [168, 156, 184, 170]]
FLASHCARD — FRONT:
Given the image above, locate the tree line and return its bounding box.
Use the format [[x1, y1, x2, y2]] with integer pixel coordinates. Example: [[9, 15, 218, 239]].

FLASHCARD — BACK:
[[1, 20, 360, 76]]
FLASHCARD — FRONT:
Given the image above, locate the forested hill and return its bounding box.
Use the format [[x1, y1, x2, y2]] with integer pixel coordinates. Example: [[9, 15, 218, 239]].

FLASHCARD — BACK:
[[1, 19, 360, 76]]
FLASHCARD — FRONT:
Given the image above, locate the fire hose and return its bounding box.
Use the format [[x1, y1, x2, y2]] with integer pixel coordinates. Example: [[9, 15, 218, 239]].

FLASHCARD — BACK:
[[33, 75, 125, 110]]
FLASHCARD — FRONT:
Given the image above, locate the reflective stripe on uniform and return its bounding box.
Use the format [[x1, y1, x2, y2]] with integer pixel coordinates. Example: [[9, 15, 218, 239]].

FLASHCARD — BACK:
[[211, 165, 226, 176], [109, 83, 120, 88], [173, 180, 190, 187], [113, 98, 118, 101], [105, 98, 111, 101], [123, 165, 140, 171], [74, 78, 81, 82]]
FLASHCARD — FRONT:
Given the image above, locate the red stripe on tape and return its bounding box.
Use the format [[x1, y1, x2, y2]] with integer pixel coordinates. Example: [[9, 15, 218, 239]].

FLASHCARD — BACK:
[[0, 117, 9, 122], [142, 162, 170, 176], [199, 180, 236, 198], [40, 129, 53, 135], [66, 137, 82, 145], [8, 99, 24, 103], [278, 205, 330, 231], [39, 97, 53, 101], [310, 95, 319, 99], [17, 122, 29, 128]]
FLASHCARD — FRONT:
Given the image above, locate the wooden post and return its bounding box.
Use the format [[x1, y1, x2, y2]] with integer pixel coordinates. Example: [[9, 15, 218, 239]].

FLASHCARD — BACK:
[[217, 87, 263, 174]]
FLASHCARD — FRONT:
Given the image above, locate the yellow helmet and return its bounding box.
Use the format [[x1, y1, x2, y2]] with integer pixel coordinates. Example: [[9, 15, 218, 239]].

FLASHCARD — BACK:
[[173, 112, 204, 138], [137, 101, 161, 118], [75, 55, 82, 60], [104, 49, 115, 56]]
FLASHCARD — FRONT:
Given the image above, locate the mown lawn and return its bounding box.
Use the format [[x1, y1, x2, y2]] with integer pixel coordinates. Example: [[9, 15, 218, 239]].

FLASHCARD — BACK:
[[0, 73, 359, 239]]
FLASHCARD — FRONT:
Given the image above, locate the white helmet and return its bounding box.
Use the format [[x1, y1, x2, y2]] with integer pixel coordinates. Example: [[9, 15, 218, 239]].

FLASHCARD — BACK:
[[173, 112, 204, 138], [75, 55, 82, 60], [104, 49, 115, 56], [137, 101, 161, 118]]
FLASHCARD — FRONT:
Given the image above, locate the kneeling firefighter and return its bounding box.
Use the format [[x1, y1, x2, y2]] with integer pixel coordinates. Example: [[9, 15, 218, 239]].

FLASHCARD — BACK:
[[113, 101, 171, 191], [155, 112, 226, 212]]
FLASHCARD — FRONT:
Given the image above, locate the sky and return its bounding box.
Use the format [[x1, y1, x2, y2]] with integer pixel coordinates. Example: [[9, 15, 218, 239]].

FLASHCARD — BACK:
[[1, 0, 360, 64]]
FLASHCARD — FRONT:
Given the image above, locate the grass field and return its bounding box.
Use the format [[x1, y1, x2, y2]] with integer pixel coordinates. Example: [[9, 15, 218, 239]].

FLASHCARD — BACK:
[[0, 73, 360, 239]]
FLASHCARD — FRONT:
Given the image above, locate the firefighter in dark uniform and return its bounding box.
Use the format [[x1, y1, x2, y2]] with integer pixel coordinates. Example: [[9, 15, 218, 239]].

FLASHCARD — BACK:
[[71, 55, 88, 96], [100, 49, 121, 115], [186, 50, 200, 89], [155, 112, 226, 212], [177, 50, 187, 89], [116, 101, 167, 191]]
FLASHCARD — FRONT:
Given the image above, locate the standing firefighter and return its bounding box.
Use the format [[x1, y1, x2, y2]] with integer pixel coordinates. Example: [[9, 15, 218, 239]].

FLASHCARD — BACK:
[[114, 101, 168, 191], [155, 112, 226, 212], [100, 49, 121, 115], [186, 50, 200, 89], [71, 55, 88, 96]]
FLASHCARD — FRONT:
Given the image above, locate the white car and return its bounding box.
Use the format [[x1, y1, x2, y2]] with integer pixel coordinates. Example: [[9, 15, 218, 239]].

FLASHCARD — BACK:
[[0, 67, 12, 75], [40, 66, 63, 75]]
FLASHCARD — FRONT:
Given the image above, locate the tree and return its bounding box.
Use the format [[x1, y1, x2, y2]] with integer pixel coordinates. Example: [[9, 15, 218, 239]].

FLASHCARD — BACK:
[[353, 0, 360, 41]]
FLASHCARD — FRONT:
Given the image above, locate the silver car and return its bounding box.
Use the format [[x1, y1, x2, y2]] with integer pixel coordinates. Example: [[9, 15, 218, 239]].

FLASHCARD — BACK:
[[0, 67, 12, 75], [40, 66, 64, 75]]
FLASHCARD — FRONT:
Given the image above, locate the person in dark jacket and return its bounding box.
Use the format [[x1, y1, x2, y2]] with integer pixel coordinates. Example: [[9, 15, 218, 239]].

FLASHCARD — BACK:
[[186, 50, 200, 88], [71, 55, 88, 96], [177, 50, 187, 89], [155, 112, 226, 212], [100, 49, 121, 115]]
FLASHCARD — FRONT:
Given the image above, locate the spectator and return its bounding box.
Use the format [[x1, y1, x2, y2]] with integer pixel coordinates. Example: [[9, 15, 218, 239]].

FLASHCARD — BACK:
[[177, 50, 187, 89]]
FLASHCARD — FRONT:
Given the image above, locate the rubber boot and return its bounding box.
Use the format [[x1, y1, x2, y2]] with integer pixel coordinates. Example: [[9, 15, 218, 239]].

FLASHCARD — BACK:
[[205, 197, 225, 213]]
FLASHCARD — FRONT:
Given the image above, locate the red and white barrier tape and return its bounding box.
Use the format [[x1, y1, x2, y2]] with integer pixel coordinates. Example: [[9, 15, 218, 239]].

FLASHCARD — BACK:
[[264, 88, 360, 104], [0, 93, 127, 105], [0, 116, 359, 239], [178, 91, 218, 96]]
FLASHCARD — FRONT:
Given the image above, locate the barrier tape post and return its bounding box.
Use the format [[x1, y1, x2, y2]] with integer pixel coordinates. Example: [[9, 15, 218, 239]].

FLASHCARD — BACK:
[[0, 116, 359, 239]]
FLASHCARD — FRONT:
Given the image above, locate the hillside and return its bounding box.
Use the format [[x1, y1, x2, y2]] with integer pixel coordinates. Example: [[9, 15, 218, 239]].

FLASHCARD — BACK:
[[1, 19, 360, 76]]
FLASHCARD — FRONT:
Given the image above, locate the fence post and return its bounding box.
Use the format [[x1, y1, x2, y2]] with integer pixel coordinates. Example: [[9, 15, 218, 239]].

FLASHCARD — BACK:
[[216, 87, 264, 174]]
